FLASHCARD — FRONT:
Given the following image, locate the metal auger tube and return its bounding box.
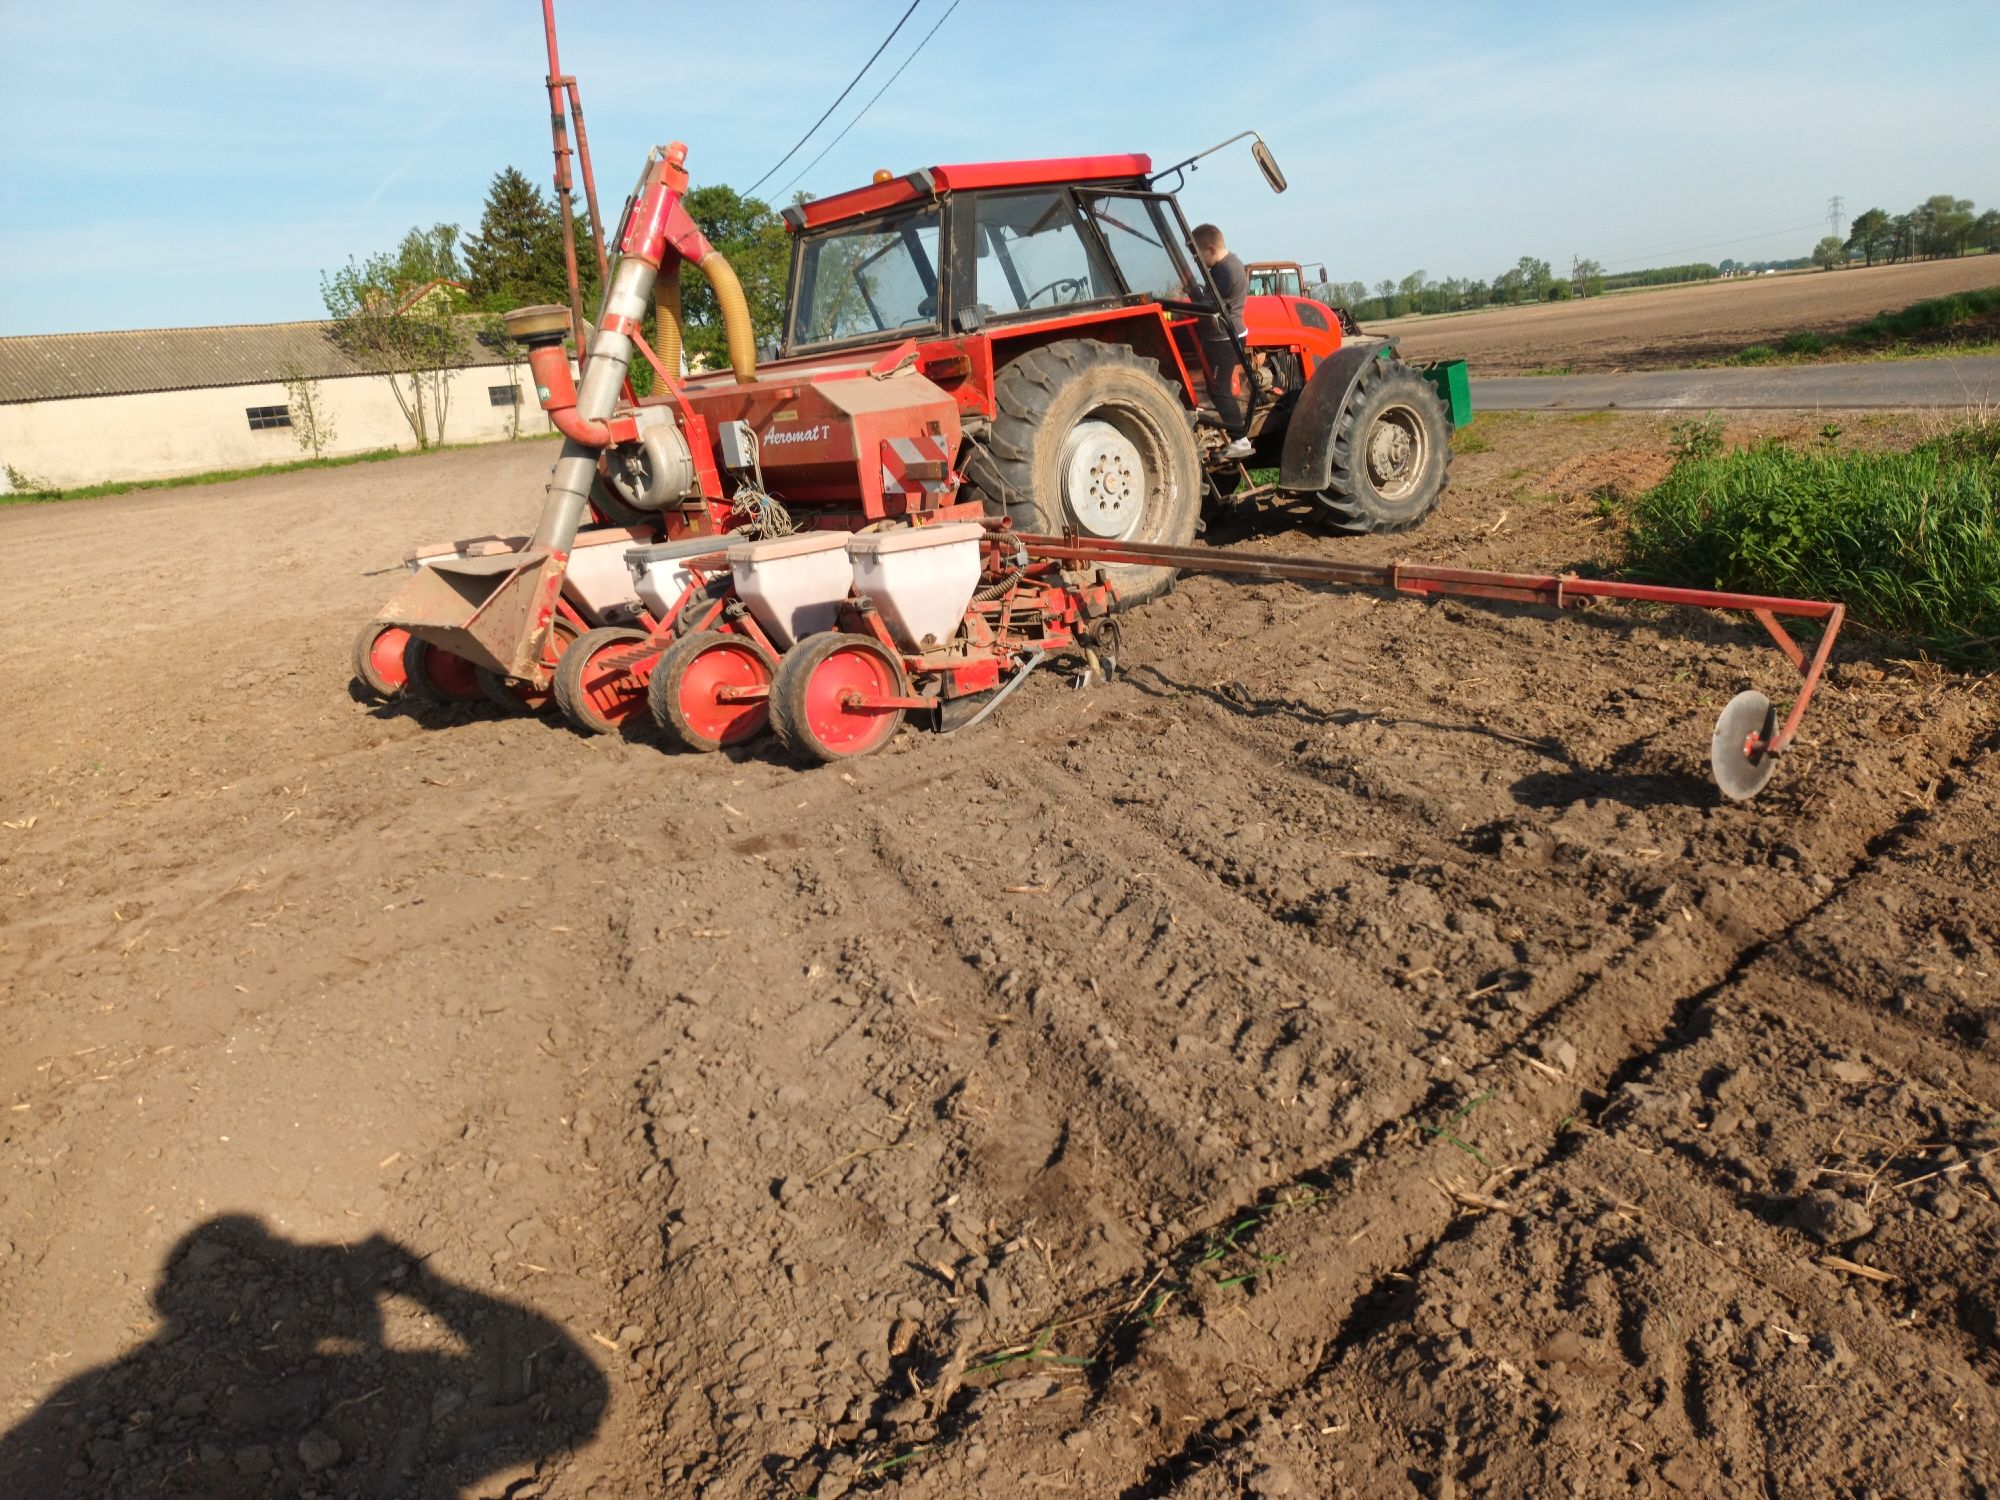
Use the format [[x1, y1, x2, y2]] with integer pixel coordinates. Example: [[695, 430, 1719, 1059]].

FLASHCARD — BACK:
[[528, 252, 660, 554]]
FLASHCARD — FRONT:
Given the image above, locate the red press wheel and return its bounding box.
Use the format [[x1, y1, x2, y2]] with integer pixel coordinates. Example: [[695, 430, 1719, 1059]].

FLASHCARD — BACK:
[[352, 621, 412, 700], [650, 632, 779, 752], [478, 617, 582, 716], [770, 633, 909, 764], [552, 626, 656, 735], [401, 636, 484, 705]]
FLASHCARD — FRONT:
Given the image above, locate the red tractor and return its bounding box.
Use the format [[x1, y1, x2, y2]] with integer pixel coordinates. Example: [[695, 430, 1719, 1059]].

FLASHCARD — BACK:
[[355, 135, 1466, 731]]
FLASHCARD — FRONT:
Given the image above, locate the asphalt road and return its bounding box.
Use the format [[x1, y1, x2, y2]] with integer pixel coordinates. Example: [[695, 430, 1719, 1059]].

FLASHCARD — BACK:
[[1474, 354, 2000, 411]]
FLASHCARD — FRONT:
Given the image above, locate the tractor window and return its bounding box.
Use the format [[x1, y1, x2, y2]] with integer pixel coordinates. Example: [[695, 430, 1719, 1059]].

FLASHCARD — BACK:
[[790, 208, 942, 347], [1081, 193, 1196, 303], [970, 191, 1114, 317]]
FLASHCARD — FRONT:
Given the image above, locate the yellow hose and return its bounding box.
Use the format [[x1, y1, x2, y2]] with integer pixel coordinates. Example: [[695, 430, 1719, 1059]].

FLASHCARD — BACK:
[[653, 269, 684, 379], [699, 250, 758, 384]]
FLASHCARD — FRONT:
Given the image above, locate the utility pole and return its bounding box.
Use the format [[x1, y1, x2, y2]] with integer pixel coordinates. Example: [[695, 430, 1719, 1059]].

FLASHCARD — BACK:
[[1826, 195, 1845, 240]]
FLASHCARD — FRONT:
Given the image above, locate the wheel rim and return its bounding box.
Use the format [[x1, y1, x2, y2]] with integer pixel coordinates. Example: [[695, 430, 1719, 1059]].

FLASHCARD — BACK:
[[1060, 418, 1149, 539], [1365, 403, 1428, 502], [677, 638, 773, 748], [802, 643, 902, 757], [575, 638, 652, 728], [362, 626, 410, 692], [422, 643, 481, 701]]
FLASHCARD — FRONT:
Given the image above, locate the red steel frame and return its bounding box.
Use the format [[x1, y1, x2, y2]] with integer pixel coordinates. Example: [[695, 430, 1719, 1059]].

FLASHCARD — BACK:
[[1010, 534, 1844, 764]]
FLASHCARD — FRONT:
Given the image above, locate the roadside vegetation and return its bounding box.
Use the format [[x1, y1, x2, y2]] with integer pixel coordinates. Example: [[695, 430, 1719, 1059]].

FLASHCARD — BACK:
[[1726, 286, 2000, 365], [1623, 415, 2000, 666]]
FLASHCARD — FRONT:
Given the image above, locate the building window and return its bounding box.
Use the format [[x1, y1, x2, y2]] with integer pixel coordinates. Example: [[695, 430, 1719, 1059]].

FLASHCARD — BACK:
[[489, 385, 520, 407], [246, 404, 292, 431]]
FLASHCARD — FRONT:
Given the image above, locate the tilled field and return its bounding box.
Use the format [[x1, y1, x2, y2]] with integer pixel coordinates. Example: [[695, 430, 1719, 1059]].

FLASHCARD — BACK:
[[1, 419, 1995, 1499], [1386, 255, 2000, 374]]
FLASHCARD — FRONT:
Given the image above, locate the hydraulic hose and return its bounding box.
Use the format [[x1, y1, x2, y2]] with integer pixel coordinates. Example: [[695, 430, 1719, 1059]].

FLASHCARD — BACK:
[[698, 250, 758, 384], [653, 271, 684, 378]]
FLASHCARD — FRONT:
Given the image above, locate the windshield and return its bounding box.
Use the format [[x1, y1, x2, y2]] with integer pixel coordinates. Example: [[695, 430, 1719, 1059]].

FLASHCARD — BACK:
[[790, 208, 942, 347], [1083, 193, 1198, 303], [970, 190, 1117, 317]]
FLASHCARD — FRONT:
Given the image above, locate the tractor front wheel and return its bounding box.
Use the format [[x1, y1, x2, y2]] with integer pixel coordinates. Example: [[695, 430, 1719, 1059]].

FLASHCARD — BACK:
[[1317, 359, 1451, 534], [553, 626, 655, 735], [770, 633, 910, 764], [977, 340, 1201, 606]]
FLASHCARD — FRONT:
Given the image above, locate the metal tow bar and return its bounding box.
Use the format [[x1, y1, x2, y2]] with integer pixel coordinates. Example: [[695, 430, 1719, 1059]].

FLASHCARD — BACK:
[[1014, 532, 1846, 802]]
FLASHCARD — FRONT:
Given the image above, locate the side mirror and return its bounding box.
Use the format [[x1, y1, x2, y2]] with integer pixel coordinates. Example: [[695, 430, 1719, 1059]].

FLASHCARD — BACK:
[[1252, 140, 1288, 194]]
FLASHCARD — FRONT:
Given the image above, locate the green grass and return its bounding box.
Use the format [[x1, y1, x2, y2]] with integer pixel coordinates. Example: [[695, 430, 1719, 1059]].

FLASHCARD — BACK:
[[1624, 418, 2000, 666], [1, 431, 558, 507], [1723, 285, 2000, 366]]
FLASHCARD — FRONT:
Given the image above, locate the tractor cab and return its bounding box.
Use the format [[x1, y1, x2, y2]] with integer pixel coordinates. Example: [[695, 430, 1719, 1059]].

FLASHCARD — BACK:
[[776, 156, 1218, 356], [1245, 260, 1326, 299]]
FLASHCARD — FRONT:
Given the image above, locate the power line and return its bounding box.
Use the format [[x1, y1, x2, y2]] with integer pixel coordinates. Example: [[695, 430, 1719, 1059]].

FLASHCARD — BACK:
[[780, 0, 965, 198], [1596, 214, 1826, 263], [745, 0, 924, 196], [1599, 219, 1830, 272]]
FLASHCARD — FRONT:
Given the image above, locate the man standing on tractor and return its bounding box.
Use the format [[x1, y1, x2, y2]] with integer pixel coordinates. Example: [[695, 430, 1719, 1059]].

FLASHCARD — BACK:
[[1192, 223, 1256, 459]]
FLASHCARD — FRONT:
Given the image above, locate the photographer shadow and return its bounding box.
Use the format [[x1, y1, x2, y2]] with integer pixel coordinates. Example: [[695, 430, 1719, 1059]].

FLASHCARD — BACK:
[[0, 1214, 607, 1499]]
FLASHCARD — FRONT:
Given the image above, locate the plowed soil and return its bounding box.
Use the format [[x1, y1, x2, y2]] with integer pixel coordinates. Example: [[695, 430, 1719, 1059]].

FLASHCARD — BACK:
[[3, 416, 1996, 1499], [1385, 256, 2000, 373]]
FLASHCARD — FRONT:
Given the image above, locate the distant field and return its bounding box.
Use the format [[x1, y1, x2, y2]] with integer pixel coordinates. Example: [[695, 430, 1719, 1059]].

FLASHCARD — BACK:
[[1383, 255, 1999, 373]]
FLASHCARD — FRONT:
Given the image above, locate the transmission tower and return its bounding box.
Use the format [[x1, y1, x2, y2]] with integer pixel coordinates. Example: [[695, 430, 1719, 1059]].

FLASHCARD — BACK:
[[1826, 195, 1845, 240]]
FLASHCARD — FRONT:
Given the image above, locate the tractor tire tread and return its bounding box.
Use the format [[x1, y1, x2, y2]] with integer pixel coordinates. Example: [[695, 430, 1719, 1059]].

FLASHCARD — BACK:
[[1315, 357, 1452, 535], [980, 339, 1200, 607]]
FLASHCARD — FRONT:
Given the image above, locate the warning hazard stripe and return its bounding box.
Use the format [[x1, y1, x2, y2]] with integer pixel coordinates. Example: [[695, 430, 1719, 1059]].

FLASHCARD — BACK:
[[879, 433, 954, 500]]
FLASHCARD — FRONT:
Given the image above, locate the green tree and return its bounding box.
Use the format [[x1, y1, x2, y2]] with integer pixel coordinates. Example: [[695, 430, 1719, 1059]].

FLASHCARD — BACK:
[[1517, 256, 1553, 300], [321, 224, 470, 450], [1845, 207, 1892, 266], [1397, 269, 1428, 314], [1915, 195, 1975, 257], [1493, 266, 1526, 304], [1811, 235, 1847, 270], [1572, 258, 1605, 297], [464, 167, 568, 310], [1976, 209, 2000, 253]]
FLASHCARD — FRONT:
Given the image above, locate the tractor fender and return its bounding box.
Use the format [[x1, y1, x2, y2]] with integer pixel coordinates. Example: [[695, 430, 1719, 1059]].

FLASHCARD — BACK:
[[1279, 338, 1393, 493]]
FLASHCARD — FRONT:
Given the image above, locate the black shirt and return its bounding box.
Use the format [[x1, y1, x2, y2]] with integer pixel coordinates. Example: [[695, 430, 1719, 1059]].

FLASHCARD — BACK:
[[1208, 251, 1247, 333]]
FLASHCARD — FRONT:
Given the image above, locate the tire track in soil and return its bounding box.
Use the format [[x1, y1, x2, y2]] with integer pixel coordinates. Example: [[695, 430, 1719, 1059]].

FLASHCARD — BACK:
[[1101, 716, 2000, 1498], [756, 676, 1944, 1496]]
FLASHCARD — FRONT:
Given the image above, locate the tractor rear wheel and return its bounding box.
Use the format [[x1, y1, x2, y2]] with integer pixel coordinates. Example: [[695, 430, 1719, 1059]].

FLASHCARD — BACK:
[[1317, 358, 1451, 534], [552, 626, 654, 735], [977, 340, 1201, 606]]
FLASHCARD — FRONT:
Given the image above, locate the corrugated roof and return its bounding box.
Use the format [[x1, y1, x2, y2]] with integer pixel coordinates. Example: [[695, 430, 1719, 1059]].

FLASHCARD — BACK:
[[0, 319, 516, 405]]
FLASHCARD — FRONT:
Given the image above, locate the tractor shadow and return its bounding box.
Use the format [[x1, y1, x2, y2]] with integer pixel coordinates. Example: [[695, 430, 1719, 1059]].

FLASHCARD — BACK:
[[0, 1215, 608, 1499]]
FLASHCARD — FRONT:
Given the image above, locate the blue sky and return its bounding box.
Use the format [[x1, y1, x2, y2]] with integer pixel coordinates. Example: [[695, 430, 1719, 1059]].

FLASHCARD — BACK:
[[1, 0, 1994, 334]]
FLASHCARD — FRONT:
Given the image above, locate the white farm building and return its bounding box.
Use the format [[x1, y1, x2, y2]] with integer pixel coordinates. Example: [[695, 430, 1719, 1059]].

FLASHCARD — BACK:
[[0, 317, 548, 492]]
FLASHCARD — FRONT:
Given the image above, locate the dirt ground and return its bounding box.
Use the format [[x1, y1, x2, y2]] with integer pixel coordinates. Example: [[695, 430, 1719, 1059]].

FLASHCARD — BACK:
[[1386, 256, 2000, 374], [2, 416, 1996, 1500]]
